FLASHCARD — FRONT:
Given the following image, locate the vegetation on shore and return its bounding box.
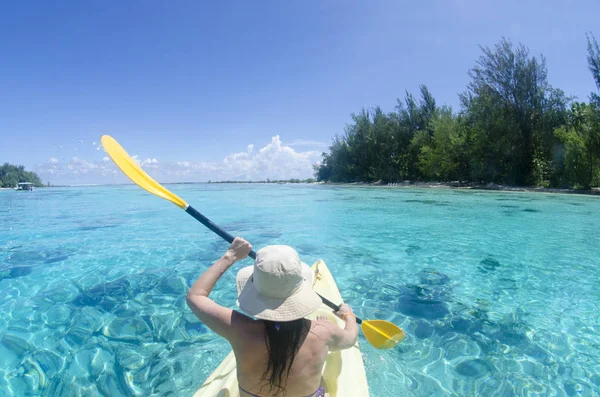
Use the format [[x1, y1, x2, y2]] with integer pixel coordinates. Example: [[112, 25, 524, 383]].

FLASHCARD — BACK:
[[0, 163, 43, 188], [315, 35, 600, 189]]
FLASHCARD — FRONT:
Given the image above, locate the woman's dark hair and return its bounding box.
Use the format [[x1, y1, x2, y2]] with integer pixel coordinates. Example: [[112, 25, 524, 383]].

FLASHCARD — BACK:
[[261, 319, 310, 396]]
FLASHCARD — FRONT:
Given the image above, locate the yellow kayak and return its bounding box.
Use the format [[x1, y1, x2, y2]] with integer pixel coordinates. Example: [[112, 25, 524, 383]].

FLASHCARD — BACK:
[[193, 259, 370, 397]]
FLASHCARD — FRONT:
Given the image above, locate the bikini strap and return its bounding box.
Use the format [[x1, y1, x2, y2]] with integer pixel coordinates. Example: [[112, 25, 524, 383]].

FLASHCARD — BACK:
[[238, 385, 263, 397], [239, 385, 324, 397]]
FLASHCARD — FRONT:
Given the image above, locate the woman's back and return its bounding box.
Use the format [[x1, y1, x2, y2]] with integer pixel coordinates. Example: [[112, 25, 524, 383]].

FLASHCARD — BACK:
[[232, 319, 331, 397], [185, 240, 358, 397]]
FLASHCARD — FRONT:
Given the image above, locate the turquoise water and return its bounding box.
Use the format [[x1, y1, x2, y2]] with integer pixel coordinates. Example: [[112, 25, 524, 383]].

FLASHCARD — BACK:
[[1, 185, 600, 396]]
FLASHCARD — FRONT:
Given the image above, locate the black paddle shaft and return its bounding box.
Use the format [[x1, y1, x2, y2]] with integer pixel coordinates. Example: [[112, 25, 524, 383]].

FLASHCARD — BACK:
[[185, 204, 363, 324], [318, 294, 363, 324], [186, 205, 258, 258]]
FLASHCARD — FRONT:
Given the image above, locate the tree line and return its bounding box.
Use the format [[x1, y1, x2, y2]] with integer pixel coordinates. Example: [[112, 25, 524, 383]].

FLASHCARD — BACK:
[[0, 163, 43, 188], [315, 35, 600, 189]]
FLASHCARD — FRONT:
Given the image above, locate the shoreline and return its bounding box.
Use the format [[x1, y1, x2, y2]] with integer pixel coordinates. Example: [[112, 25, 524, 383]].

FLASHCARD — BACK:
[[317, 181, 600, 196], [2, 182, 598, 196]]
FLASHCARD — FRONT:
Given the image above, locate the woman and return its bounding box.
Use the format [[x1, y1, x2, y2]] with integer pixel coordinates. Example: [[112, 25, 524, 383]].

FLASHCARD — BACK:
[[186, 237, 358, 397]]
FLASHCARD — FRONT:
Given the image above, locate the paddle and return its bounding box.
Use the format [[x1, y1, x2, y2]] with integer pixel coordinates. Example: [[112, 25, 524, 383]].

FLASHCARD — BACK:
[[101, 135, 405, 349]]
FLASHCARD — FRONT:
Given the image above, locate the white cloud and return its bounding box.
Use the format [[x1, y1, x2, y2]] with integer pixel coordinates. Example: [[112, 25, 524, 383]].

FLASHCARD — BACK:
[[35, 135, 322, 184], [213, 135, 320, 180], [41, 157, 62, 175], [287, 139, 329, 148], [141, 158, 159, 169], [67, 157, 98, 174], [37, 155, 120, 182]]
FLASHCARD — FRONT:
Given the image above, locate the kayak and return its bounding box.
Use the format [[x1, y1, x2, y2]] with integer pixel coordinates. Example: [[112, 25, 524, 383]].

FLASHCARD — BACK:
[[193, 259, 370, 396]]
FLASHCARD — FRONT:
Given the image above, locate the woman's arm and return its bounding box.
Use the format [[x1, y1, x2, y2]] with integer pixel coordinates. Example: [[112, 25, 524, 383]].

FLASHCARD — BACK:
[[186, 237, 252, 339], [329, 304, 359, 350]]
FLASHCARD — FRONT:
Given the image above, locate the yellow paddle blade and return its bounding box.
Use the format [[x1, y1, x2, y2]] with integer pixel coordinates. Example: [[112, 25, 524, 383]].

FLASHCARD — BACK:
[[101, 135, 188, 209], [361, 320, 406, 349]]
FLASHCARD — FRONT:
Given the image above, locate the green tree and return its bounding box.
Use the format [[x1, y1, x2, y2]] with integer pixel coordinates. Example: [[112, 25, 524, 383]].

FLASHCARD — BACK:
[[396, 86, 438, 179], [315, 136, 353, 182], [553, 103, 600, 188], [314, 86, 439, 184], [460, 38, 566, 185], [314, 36, 595, 189], [587, 33, 600, 106], [417, 107, 473, 182], [0, 163, 43, 187]]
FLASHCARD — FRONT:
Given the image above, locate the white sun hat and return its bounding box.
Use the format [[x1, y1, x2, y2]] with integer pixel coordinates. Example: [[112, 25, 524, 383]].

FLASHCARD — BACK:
[[236, 245, 321, 321]]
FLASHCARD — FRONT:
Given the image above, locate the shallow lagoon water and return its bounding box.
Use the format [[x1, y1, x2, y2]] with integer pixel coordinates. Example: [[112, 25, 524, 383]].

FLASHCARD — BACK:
[[1, 184, 600, 396]]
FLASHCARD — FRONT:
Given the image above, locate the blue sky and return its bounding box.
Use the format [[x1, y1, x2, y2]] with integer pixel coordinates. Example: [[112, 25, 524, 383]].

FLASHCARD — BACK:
[[1, 0, 599, 184]]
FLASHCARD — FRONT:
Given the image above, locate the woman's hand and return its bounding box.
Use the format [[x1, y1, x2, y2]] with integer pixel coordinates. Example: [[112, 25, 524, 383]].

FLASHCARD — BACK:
[[334, 303, 354, 321], [225, 237, 252, 262]]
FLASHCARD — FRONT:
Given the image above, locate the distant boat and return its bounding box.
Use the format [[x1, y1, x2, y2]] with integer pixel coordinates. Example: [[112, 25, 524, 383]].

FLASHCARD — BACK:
[[15, 182, 34, 191]]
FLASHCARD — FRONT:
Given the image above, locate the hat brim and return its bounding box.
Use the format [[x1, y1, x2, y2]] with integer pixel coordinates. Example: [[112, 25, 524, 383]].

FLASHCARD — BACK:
[[235, 262, 322, 321]]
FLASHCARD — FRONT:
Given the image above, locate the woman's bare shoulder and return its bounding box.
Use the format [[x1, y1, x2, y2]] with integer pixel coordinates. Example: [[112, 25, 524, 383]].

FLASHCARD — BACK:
[[309, 317, 338, 341], [227, 312, 264, 344]]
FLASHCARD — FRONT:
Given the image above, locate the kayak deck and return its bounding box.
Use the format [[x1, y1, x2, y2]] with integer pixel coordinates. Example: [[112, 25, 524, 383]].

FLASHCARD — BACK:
[[193, 260, 370, 397]]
